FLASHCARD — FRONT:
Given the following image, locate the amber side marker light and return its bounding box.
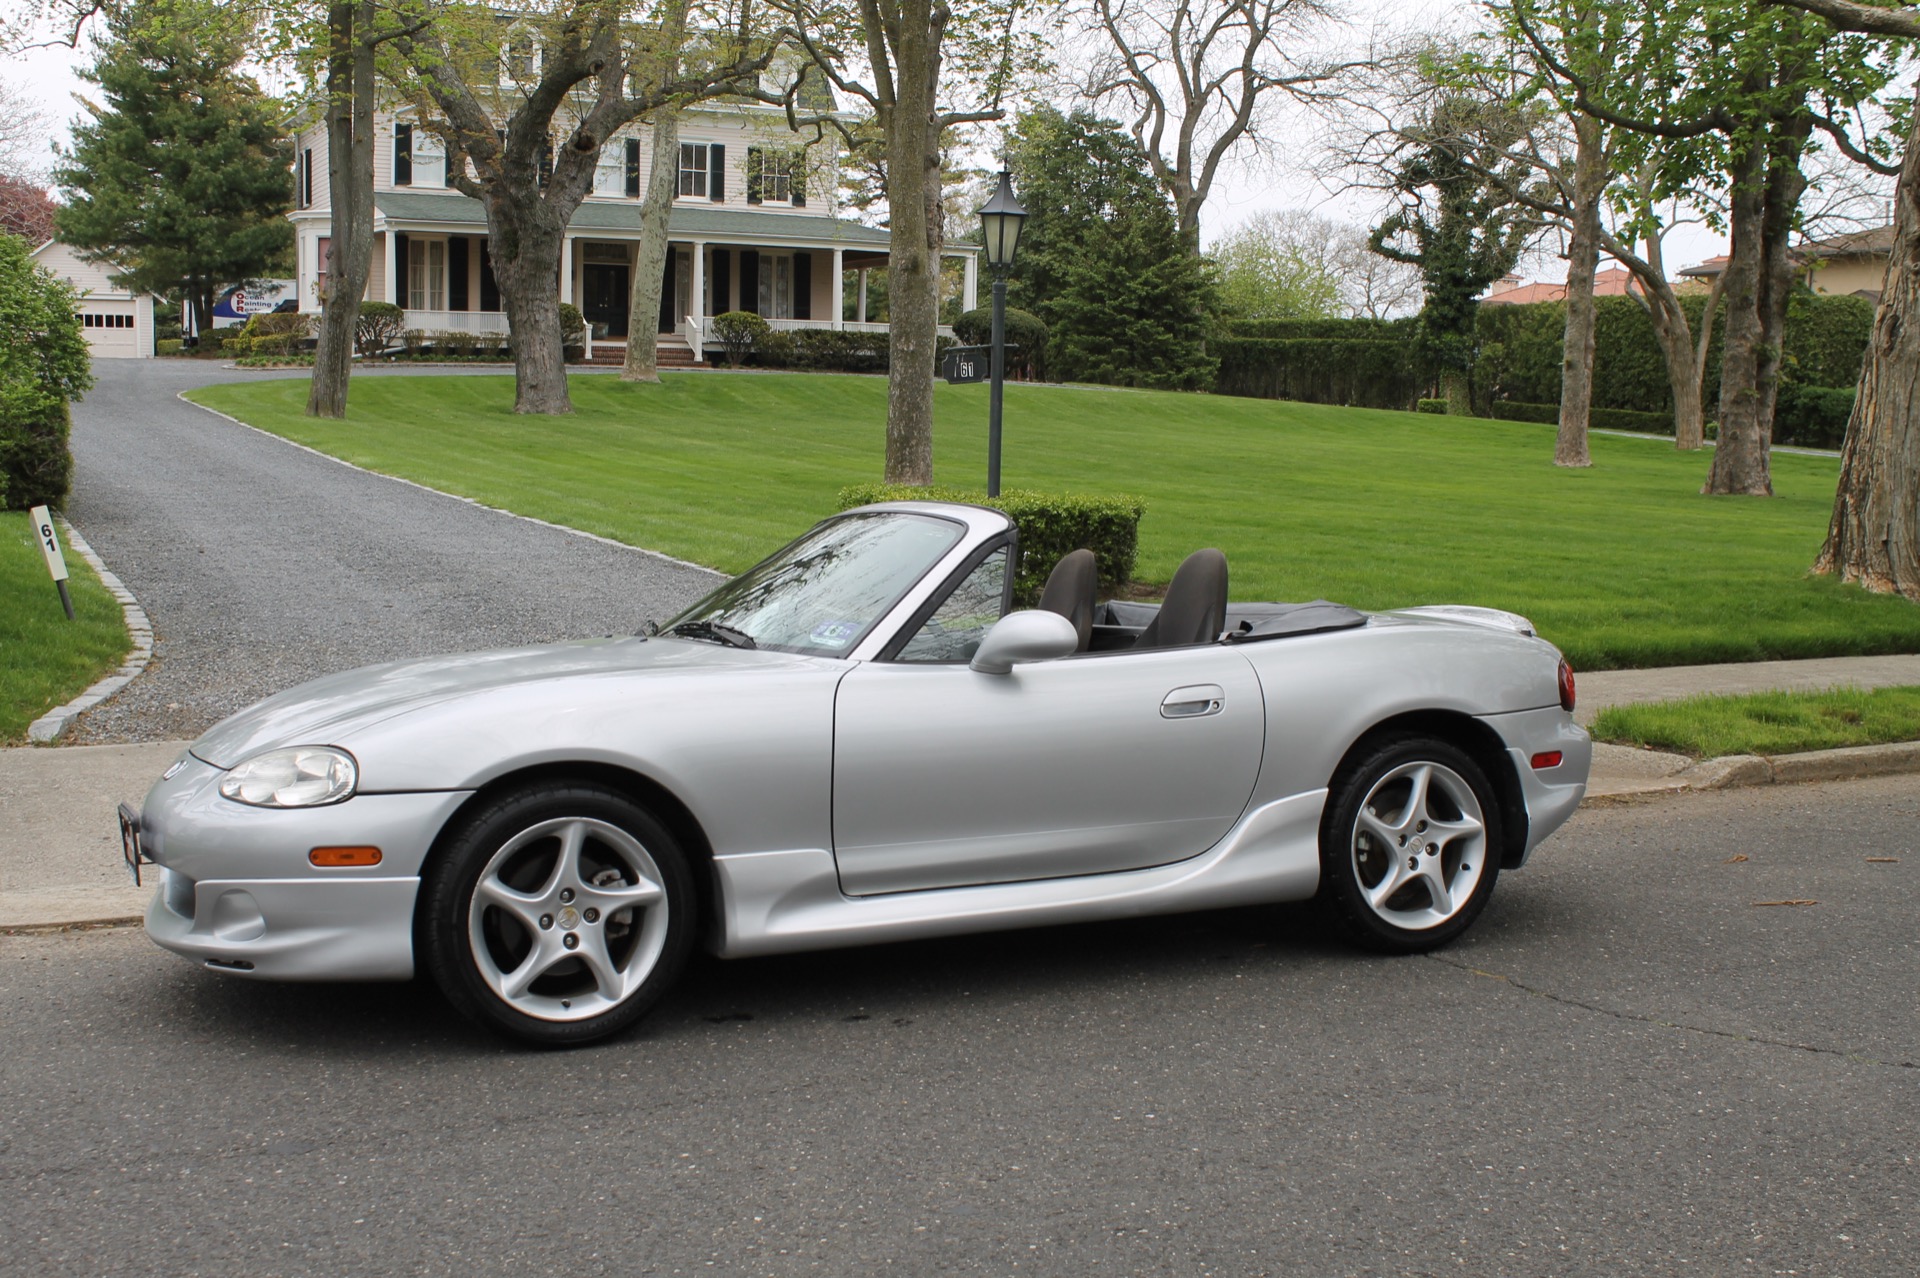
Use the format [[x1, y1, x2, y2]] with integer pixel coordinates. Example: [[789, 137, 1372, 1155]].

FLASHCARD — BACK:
[[310, 846, 383, 867], [1530, 752, 1564, 770]]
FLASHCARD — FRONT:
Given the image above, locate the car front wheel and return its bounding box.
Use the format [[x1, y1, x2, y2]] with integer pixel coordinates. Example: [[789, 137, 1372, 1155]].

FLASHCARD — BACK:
[[1319, 735, 1502, 953], [420, 782, 696, 1046]]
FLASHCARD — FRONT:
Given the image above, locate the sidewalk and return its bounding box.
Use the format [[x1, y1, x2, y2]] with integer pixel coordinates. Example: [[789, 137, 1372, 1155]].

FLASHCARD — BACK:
[[6, 653, 1920, 931]]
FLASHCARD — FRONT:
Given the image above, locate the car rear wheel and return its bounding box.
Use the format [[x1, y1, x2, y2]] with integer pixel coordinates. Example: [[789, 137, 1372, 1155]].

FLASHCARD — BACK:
[[1318, 735, 1502, 953], [420, 782, 695, 1046]]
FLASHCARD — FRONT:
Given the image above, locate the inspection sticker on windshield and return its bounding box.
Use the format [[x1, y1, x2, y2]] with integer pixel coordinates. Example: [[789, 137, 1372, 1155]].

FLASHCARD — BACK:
[[810, 620, 858, 648]]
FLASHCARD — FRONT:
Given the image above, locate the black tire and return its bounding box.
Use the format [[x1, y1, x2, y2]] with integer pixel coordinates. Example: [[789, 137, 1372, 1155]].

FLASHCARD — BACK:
[[419, 782, 696, 1046], [1318, 734, 1503, 953]]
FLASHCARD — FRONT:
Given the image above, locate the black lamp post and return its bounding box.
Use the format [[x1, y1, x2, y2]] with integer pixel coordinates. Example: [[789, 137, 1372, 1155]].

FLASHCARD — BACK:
[[978, 170, 1028, 497]]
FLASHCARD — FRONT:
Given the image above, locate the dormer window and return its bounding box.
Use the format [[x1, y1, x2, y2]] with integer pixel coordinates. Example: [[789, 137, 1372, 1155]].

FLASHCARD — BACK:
[[501, 30, 540, 84]]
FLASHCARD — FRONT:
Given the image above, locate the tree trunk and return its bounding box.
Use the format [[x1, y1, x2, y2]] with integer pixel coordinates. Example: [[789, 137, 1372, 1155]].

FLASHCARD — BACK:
[[880, 2, 942, 486], [1555, 118, 1604, 468], [622, 112, 679, 383], [1441, 368, 1470, 416], [1755, 119, 1810, 439], [1814, 93, 1920, 600], [488, 198, 572, 414], [1640, 284, 1706, 451], [1706, 137, 1773, 495], [307, 0, 375, 419]]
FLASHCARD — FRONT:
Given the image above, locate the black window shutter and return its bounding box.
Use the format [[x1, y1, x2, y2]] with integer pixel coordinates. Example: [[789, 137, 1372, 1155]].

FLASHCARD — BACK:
[[738, 250, 759, 313], [479, 240, 500, 311], [625, 139, 641, 198], [712, 250, 730, 315], [791, 151, 806, 208], [746, 149, 762, 204], [298, 149, 312, 207], [658, 250, 675, 333], [393, 233, 410, 307], [394, 123, 413, 186], [709, 144, 725, 202], [449, 236, 470, 311], [793, 252, 812, 319]]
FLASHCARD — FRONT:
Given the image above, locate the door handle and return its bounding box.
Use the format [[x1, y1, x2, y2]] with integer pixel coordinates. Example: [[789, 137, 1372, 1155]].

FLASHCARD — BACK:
[[1161, 684, 1225, 719]]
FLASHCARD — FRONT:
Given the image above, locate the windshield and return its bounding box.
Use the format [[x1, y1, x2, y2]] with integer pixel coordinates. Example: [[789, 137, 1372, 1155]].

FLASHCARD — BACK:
[[661, 512, 965, 656]]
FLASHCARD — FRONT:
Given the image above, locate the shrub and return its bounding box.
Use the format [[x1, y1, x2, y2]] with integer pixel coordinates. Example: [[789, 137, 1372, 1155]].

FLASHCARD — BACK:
[[1416, 398, 1447, 414], [156, 338, 183, 355], [838, 484, 1146, 606], [1773, 383, 1855, 450], [558, 303, 587, 362], [235, 311, 312, 356], [432, 330, 473, 360], [402, 328, 428, 356], [710, 311, 770, 367], [355, 301, 406, 357], [0, 234, 91, 510], [1488, 400, 1675, 435], [1214, 335, 1425, 410], [952, 307, 1048, 380]]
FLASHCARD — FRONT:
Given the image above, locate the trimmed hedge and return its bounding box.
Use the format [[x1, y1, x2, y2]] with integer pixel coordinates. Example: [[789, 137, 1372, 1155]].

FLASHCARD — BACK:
[[0, 403, 74, 511], [1416, 398, 1447, 414], [1489, 400, 1675, 435], [1214, 336, 1425, 410], [838, 484, 1145, 606], [753, 328, 890, 373], [953, 306, 1048, 380], [1773, 383, 1855, 450]]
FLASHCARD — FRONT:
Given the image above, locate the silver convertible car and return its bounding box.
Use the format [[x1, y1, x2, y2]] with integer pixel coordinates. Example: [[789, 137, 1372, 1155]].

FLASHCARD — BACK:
[[121, 500, 1590, 1045]]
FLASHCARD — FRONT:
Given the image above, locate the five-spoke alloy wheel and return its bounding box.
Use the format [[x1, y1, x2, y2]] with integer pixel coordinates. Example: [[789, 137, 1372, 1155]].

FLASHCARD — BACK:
[[1319, 734, 1503, 952], [421, 782, 695, 1046]]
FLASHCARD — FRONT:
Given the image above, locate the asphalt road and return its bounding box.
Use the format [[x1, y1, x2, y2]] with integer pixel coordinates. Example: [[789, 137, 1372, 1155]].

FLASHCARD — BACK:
[[2, 777, 1915, 1276], [62, 361, 720, 743]]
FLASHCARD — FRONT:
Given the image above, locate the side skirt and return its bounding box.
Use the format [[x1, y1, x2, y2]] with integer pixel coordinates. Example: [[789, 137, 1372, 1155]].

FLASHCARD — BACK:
[[709, 790, 1328, 959]]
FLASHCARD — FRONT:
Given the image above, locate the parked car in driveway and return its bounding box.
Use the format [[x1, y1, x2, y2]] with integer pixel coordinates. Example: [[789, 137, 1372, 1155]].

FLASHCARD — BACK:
[[120, 501, 1590, 1045]]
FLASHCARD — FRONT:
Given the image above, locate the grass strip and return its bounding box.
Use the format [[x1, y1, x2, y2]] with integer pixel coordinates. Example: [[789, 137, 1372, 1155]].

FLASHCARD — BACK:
[[186, 372, 1920, 671], [1591, 685, 1920, 758], [0, 512, 132, 743]]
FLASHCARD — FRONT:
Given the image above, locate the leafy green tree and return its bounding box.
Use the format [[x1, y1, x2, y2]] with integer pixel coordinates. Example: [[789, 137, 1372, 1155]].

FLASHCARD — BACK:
[[1005, 106, 1217, 388], [1370, 95, 1538, 415], [0, 233, 91, 509], [1210, 210, 1344, 321], [53, 0, 293, 336]]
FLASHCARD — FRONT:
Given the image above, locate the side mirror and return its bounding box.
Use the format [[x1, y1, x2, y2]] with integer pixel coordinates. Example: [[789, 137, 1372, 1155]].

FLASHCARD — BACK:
[[970, 610, 1079, 675]]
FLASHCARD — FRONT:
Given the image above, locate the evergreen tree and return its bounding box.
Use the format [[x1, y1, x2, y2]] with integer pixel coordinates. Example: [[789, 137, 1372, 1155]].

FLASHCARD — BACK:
[[53, 0, 292, 335], [1005, 107, 1217, 389]]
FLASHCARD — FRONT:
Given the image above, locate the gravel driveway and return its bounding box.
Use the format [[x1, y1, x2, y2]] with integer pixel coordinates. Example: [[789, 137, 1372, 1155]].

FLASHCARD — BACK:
[[63, 361, 720, 743]]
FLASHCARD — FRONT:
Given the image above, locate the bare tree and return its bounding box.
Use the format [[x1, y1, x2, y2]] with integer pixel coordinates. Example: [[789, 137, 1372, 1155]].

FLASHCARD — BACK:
[[393, 0, 781, 414], [775, 0, 1043, 484], [0, 79, 53, 181], [1080, 0, 1363, 253]]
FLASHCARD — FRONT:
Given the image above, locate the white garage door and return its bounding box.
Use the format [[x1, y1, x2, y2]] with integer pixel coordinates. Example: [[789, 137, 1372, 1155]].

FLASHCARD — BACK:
[[80, 304, 139, 358]]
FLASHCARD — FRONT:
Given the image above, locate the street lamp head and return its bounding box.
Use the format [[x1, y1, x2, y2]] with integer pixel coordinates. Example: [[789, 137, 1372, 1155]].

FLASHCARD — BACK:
[[978, 170, 1028, 273]]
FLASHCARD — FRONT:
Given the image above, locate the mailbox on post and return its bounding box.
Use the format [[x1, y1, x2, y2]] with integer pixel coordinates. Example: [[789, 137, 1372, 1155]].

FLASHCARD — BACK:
[[941, 346, 990, 385]]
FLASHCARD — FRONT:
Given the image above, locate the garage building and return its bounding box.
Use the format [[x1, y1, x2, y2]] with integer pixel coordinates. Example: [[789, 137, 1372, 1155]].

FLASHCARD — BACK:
[[29, 240, 157, 360]]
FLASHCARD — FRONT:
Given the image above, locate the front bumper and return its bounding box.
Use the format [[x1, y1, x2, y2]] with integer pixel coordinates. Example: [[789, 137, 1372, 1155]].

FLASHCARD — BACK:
[[134, 752, 472, 981]]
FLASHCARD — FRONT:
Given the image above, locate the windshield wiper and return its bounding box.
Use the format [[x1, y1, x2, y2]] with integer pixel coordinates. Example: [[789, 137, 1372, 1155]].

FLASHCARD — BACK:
[[668, 619, 757, 649]]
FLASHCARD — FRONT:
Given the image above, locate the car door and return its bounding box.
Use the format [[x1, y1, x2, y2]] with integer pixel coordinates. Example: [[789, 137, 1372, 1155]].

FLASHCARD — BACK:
[[831, 556, 1265, 895]]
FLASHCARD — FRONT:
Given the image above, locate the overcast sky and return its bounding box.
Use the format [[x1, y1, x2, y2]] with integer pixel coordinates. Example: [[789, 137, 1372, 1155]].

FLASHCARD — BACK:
[[1, 13, 1732, 282]]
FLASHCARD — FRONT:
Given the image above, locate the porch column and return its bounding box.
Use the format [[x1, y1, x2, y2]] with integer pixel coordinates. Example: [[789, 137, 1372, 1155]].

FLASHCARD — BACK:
[[857, 269, 868, 323], [962, 251, 978, 314], [690, 240, 706, 326], [831, 247, 844, 330], [382, 229, 398, 306], [559, 234, 576, 305]]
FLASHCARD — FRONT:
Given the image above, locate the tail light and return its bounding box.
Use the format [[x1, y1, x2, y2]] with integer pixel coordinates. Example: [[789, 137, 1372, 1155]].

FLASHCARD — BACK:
[[1558, 658, 1576, 712]]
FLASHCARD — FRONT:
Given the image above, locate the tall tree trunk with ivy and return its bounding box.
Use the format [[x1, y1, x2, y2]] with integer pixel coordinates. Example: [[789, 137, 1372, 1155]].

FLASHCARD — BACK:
[[307, 1, 376, 419]]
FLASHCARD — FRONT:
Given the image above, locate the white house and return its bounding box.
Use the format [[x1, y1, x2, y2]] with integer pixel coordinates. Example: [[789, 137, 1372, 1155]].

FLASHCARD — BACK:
[[30, 240, 157, 359], [287, 91, 980, 364]]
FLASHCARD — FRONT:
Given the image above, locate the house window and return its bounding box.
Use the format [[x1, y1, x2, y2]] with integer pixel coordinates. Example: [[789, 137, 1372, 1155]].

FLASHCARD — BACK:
[[411, 128, 445, 187], [758, 253, 792, 319], [747, 148, 806, 206], [408, 237, 447, 311], [502, 33, 539, 83], [678, 142, 707, 198], [594, 143, 625, 197], [316, 236, 332, 299]]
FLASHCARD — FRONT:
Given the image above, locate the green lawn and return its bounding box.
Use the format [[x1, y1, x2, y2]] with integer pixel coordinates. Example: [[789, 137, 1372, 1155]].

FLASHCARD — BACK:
[[1, 512, 132, 743], [187, 372, 1920, 670], [1592, 686, 1920, 758]]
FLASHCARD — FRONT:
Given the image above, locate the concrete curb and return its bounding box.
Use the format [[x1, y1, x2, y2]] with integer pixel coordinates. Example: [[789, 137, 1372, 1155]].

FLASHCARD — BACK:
[[1584, 740, 1920, 803], [26, 519, 154, 745]]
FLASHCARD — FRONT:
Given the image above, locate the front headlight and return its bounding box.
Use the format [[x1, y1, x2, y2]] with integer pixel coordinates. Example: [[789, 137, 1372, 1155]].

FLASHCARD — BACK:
[[218, 747, 358, 808]]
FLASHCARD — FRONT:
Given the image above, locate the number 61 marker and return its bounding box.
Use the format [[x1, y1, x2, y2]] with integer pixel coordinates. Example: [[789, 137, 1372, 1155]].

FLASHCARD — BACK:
[[29, 504, 75, 621]]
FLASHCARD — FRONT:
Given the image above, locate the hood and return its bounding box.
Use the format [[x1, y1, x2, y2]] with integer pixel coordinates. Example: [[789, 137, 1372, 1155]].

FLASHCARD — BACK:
[[190, 636, 800, 768]]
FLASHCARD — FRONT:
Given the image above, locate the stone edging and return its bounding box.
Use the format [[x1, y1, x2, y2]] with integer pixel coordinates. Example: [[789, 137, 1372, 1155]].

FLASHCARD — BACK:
[[27, 519, 154, 744], [1585, 740, 1920, 804]]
